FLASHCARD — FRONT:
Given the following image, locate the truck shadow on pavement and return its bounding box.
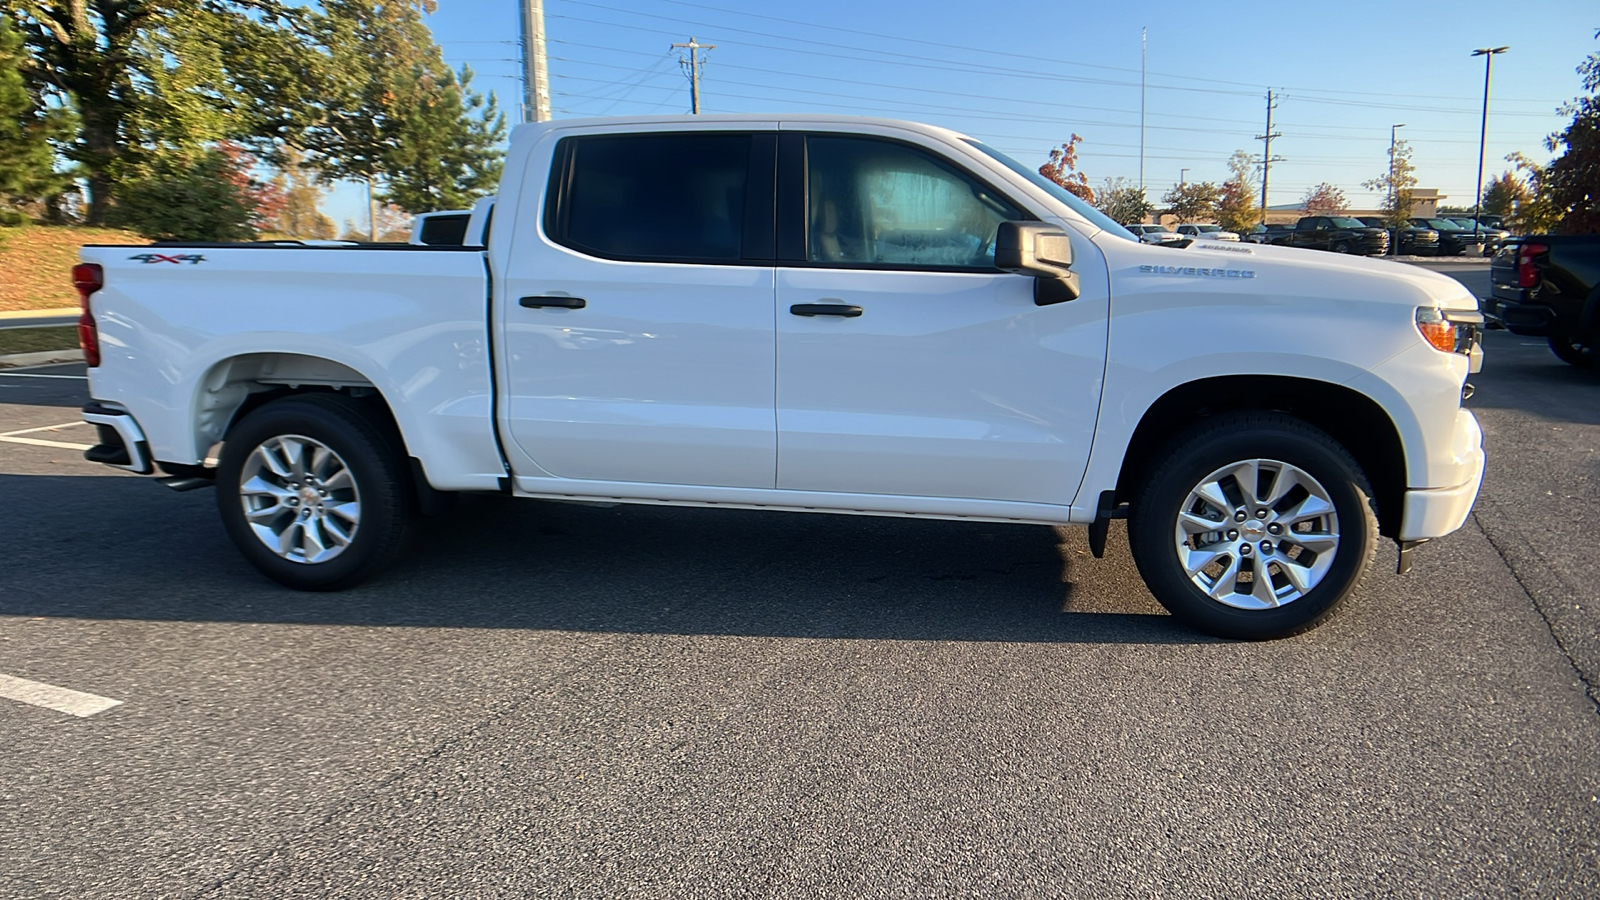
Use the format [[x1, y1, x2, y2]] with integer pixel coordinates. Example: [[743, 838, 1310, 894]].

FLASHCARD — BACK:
[[0, 475, 1206, 645]]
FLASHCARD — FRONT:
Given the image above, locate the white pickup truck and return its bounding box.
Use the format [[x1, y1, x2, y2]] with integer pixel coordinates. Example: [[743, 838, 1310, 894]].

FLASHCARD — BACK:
[[74, 115, 1486, 639]]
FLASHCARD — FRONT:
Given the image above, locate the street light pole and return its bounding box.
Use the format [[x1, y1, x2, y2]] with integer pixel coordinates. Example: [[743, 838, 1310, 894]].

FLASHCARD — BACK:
[[1389, 123, 1405, 255], [1471, 46, 1509, 242]]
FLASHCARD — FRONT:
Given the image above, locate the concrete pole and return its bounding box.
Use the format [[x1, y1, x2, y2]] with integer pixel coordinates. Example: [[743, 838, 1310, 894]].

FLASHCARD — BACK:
[[520, 0, 551, 122]]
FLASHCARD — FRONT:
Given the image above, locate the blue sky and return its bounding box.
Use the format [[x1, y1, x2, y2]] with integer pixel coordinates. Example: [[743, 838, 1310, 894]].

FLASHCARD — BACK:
[[328, 0, 1597, 225]]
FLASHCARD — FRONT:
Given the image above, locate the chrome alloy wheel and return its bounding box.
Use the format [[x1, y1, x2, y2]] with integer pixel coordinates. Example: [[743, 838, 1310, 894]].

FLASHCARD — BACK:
[[1173, 458, 1340, 609], [238, 434, 361, 564]]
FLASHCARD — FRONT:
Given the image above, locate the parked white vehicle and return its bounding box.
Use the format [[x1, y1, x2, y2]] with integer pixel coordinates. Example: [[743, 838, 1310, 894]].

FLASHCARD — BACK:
[[74, 114, 1485, 639], [1126, 223, 1185, 245], [1175, 223, 1241, 242]]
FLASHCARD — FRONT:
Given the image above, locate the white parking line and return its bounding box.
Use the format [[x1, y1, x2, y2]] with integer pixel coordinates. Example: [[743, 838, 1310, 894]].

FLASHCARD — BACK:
[[0, 673, 123, 717], [0, 420, 95, 451], [1, 421, 90, 437], [0, 372, 87, 379]]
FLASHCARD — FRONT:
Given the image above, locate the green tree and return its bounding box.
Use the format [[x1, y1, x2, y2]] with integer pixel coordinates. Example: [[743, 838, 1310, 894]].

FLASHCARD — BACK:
[[267, 148, 336, 239], [109, 149, 257, 241], [1361, 139, 1418, 228], [1162, 181, 1221, 224], [1546, 37, 1600, 233], [1093, 176, 1153, 224], [302, 0, 505, 216], [1480, 172, 1526, 219], [1215, 150, 1259, 234], [0, 12, 73, 215], [3, 0, 321, 224], [1504, 152, 1562, 234], [1300, 182, 1348, 215], [1038, 134, 1093, 203], [379, 65, 505, 213]]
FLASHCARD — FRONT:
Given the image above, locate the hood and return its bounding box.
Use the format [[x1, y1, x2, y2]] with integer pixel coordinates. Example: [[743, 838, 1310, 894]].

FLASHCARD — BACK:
[[1097, 233, 1480, 313]]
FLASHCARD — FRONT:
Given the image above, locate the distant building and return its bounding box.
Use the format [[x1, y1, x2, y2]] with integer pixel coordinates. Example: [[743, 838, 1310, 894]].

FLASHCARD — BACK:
[[1257, 188, 1447, 224]]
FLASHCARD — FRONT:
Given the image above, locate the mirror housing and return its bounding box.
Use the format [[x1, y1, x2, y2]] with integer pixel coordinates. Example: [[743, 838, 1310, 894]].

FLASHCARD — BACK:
[[994, 221, 1080, 305]]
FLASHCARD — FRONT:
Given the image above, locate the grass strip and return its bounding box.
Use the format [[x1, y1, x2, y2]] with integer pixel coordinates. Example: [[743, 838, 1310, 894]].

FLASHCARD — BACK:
[[0, 326, 81, 356]]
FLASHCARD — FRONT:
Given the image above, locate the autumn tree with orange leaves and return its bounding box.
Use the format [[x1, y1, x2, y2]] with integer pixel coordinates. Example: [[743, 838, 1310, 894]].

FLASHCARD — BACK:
[[1039, 135, 1094, 203]]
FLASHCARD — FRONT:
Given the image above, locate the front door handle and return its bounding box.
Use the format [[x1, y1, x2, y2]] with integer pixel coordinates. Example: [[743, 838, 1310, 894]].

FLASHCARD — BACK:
[[790, 303, 863, 318], [520, 296, 586, 309]]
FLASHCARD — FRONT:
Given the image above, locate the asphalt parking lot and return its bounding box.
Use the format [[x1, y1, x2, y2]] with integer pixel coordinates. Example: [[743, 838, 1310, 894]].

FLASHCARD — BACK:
[[2, 261, 1597, 898]]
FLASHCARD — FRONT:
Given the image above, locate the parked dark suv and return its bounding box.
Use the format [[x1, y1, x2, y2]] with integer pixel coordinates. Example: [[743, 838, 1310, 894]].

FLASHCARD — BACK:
[[1411, 218, 1486, 257], [1288, 216, 1390, 255], [1356, 217, 1439, 256]]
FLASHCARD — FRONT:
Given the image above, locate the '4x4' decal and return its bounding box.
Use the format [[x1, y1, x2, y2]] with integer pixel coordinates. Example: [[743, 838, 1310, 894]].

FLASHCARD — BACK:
[[128, 253, 206, 265]]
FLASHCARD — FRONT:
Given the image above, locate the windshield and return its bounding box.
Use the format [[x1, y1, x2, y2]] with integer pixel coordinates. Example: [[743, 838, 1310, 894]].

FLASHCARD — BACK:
[[965, 141, 1137, 241], [1196, 224, 1220, 232], [1425, 218, 1462, 230], [1329, 217, 1366, 228]]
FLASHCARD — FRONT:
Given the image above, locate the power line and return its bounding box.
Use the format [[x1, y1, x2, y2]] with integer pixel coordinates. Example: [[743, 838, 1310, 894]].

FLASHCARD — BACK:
[[563, 0, 1560, 106]]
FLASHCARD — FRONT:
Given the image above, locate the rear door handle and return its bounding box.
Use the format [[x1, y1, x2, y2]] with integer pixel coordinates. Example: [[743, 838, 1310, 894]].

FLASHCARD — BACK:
[[520, 296, 586, 309], [790, 303, 863, 318]]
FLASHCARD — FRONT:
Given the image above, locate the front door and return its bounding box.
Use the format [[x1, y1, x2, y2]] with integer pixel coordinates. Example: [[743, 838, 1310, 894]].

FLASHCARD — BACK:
[[774, 133, 1108, 505]]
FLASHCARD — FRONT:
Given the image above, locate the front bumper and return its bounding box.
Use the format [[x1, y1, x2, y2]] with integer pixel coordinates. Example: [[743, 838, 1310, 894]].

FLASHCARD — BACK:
[[1398, 410, 1484, 541]]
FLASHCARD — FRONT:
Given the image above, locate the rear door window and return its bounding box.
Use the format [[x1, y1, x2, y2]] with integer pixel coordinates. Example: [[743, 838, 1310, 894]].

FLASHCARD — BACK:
[[549, 133, 757, 263]]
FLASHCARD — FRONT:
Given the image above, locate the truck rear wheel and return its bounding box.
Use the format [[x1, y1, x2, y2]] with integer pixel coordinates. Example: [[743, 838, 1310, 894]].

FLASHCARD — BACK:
[[1548, 334, 1600, 369], [1128, 413, 1378, 640], [216, 393, 415, 591]]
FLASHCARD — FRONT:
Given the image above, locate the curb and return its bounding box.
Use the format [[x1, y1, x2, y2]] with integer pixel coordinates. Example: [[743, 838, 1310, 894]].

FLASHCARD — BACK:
[[0, 309, 78, 330], [0, 348, 85, 369]]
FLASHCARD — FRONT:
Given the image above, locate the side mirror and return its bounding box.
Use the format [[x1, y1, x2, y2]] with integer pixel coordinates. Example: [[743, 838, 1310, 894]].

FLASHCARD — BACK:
[[994, 221, 1080, 305]]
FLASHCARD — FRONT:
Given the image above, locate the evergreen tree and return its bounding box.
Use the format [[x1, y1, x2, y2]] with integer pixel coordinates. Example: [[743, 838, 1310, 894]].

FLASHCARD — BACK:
[[0, 12, 73, 216], [304, 0, 505, 214], [379, 65, 506, 213]]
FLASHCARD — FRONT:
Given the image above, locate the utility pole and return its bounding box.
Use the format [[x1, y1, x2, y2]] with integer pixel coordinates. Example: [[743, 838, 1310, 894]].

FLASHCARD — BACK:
[[1139, 27, 1146, 192], [1388, 124, 1405, 256], [518, 0, 550, 122], [672, 37, 716, 114], [1255, 89, 1284, 225], [1179, 168, 1189, 185], [1471, 46, 1509, 240]]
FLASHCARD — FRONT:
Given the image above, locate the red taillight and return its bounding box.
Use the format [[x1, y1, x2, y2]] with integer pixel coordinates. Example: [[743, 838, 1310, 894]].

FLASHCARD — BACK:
[[1517, 243, 1548, 289], [72, 263, 103, 368]]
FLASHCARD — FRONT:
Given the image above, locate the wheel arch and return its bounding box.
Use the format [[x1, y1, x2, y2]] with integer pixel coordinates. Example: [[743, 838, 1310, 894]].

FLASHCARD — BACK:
[[1114, 375, 1407, 538], [192, 352, 405, 460]]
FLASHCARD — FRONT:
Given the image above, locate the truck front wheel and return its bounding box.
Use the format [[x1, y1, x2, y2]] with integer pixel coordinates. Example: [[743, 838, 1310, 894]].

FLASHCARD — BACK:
[[216, 393, 416, 591], [1128, 413, 1378, 639]]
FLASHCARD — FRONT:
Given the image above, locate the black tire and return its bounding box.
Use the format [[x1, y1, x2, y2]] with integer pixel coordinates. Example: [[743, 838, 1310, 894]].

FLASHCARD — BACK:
[[1549, 334, 1600, 369], [216, 393, 416, 590], [1332, 240, 1352, 254], [1128, 412, 1378, 640]]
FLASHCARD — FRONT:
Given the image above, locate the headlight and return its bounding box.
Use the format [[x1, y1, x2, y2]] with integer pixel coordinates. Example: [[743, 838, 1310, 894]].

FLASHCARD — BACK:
[[1416, 307, 1483, 355]]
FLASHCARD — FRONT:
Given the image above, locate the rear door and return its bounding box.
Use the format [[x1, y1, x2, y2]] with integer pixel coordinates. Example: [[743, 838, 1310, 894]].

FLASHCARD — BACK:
[[772, 131, 1108, 505], [498, 128, 779, 488]]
